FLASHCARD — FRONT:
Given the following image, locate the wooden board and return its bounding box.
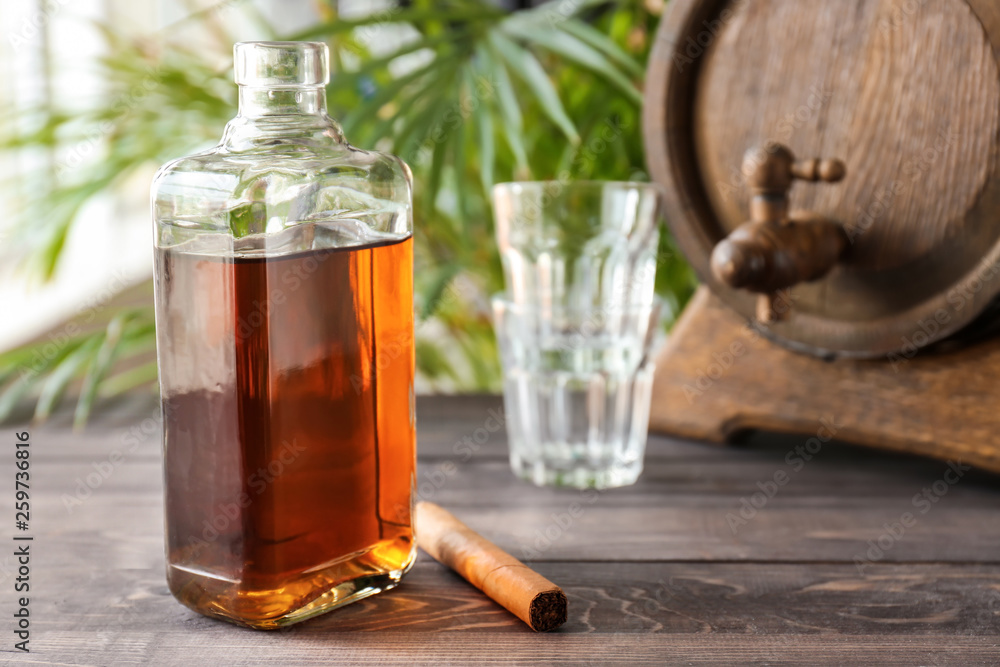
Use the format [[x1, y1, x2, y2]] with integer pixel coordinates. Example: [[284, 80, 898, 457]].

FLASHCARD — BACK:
[[4, 394, 1000, 664], [650, 287, 1000, 476]]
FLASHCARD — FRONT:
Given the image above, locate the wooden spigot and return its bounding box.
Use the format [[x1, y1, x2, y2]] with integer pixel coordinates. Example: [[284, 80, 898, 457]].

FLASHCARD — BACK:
[[710, 143, 848, 323]]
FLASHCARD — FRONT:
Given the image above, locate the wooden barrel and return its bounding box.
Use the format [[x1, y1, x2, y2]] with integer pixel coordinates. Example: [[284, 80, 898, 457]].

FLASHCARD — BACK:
[[643, 0, 1000, 358]]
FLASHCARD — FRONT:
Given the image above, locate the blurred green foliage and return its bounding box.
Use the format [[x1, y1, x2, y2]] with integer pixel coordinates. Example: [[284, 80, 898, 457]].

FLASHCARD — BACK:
[[0, 0, 696, 425]]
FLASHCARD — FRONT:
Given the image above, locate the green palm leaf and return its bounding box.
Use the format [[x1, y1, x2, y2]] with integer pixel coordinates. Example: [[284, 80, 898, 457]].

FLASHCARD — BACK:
[[34, 337, 103, 422], [501, 21, 643, 105], [488, 31, 580, 145], [0, 0, 693, 424]]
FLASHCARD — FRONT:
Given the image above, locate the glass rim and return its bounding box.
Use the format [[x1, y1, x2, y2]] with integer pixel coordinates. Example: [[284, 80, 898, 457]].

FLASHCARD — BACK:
[[234, 41, 330, 87]]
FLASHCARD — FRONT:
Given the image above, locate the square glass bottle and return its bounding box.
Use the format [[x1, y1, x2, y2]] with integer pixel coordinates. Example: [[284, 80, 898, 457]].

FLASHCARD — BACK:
[[151, 41, 416, 629]]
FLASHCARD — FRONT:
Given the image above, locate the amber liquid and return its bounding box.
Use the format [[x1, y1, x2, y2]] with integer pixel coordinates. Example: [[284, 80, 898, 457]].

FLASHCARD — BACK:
[[155, 236, 415, 628]]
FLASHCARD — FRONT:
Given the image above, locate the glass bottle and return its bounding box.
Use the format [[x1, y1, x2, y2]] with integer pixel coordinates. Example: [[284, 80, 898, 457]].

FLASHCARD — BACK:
[[151, 41, 416, 629]]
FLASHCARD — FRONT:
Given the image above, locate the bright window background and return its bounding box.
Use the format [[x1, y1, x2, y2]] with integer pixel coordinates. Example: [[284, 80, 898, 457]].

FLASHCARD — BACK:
[[0, 0, 388, 352]]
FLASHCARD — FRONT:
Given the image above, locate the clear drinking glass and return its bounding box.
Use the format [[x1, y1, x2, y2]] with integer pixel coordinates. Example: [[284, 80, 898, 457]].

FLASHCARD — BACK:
[[492, 181, 662, 488]]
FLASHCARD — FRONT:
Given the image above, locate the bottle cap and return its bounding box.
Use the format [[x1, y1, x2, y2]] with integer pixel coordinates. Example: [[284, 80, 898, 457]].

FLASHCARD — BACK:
[[234, 41, 329, 87]]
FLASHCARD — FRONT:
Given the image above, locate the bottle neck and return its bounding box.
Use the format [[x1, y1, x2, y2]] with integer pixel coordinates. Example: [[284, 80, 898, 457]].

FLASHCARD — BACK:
[[237, 85, 327, 118], [223, 83, 344, 151]]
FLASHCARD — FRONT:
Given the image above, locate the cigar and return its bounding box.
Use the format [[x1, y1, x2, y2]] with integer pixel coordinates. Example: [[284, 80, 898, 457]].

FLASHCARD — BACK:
[[415, 501, 567, 632]]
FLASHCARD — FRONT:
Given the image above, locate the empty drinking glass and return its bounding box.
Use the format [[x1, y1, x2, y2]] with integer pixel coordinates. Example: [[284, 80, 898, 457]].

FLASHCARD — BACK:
[[493, 297, 660, 488], [492, 181, 663, 488]]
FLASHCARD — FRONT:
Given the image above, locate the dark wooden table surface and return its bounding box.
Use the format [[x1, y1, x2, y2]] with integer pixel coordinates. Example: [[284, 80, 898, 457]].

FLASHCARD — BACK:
[[4, 394, 1000, 666]]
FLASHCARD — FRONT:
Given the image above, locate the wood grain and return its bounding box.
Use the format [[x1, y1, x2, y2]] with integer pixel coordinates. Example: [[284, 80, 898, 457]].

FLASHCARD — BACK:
[[697, 0, 999, 272], [649, 287, 1000, 478], [5, 395, 1000, 664], [643, 0, 1000, 357], [19, 561, 1000, 664]]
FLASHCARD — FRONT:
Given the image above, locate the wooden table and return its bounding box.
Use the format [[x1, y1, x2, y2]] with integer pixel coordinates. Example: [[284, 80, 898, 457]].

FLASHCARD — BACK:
[[6, 394, 1000, 665]]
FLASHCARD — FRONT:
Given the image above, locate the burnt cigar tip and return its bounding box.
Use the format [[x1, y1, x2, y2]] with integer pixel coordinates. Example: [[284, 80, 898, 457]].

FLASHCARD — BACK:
[[528, 589, 568, 632]]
